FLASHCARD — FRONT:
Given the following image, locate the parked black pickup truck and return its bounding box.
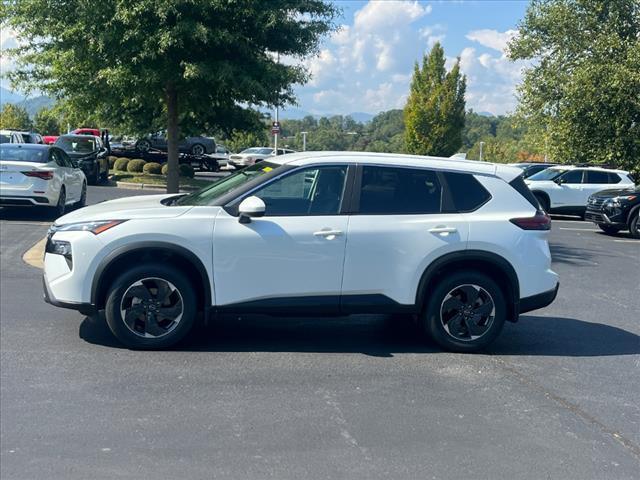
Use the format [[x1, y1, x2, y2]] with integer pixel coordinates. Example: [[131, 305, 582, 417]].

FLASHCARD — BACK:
[[585, 185, 639, 238]]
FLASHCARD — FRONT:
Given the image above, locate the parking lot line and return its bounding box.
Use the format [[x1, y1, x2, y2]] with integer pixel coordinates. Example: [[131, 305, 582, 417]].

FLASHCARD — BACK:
[[613, 239, 639, 243]]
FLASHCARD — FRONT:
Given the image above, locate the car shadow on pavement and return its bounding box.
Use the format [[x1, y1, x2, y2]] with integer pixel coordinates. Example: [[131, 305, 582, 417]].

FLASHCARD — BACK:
[[79, 313, 640, 358], [0, 207, 54, 223], [550, 242, 613, 266]]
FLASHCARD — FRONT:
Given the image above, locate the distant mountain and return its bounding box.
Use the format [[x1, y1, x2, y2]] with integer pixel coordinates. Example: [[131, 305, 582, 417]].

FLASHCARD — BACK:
[[262, 107, 375, 123], [0, 87, 25, 105]]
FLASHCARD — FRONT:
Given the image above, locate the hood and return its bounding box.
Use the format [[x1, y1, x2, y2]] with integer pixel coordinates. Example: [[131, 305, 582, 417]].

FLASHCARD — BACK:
[[55, 193, 192, 225], [591, 187, 638, 199]]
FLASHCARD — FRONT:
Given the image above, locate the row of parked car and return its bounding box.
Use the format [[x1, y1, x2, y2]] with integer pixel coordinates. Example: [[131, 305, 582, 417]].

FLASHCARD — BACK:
[[510, 162, 638, 238]]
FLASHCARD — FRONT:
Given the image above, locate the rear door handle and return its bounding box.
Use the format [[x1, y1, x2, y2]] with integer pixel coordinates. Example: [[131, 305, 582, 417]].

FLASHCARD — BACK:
[[429, 226, 457, 234], [314, 229, 343, 238]]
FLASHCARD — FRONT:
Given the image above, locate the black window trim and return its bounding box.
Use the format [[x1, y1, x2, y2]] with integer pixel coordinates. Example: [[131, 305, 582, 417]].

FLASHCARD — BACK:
[[223, 163, 357, 217], [350, 163, 492, 216]]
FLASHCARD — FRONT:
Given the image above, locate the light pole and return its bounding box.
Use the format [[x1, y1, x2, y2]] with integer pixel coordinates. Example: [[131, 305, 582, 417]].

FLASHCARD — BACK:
[[479, 141, 485, 161], [301, 131, 308, 151]]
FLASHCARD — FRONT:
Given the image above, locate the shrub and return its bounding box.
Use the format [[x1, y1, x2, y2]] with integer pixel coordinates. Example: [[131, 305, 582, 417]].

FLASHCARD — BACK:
[[179, 163, 195, 178], [127, 159, 146, 173], [107, 156, 119, 168], [161, 163, 169, 175], [113, 157, 130, 171], [143, 162, 162, 175]]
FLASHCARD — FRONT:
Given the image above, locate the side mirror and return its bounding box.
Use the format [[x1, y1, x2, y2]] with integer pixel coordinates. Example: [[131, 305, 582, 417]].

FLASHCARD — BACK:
[[554, 177, 564, 185], [238, 196, 265, 224], [71, 160, 79, 169]]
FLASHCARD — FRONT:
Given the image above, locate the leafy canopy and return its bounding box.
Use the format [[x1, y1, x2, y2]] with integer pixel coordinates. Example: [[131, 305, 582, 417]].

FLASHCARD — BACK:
[[0, 103, 32, 130], [509, 0, 640, 172], [404, 43, 466, 157]]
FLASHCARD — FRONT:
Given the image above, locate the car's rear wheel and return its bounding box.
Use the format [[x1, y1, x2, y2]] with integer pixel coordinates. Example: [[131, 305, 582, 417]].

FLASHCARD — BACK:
[[50, 186, 66, 218], [598, 224, 621, 235], [629, 213, 639, 239], [75, 182, 87, 209], [422, 271, 506, 352], [136, 139, 151, 153], [105, 264, 197, 349], [191, 143, 205, 156]]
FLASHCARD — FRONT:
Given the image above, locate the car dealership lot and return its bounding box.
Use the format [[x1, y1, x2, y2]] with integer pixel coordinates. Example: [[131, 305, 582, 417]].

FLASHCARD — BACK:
[[1, 186, 639, 479]]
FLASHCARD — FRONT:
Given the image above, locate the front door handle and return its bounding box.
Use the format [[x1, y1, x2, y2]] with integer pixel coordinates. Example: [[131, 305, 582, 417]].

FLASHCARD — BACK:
[[429, 226, 457, 234], [313, 229, 343, 238]]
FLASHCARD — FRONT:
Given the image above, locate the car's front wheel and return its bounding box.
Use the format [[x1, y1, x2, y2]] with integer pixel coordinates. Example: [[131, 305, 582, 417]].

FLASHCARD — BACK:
[[136, 139, 151, 153], [105, 264, 197, 349], [422, 271, 506, 352], [50, 186, 66, 219], [598, 224, 621, 235], [629, 213, 639, 239], [190, 143, 206, 156]]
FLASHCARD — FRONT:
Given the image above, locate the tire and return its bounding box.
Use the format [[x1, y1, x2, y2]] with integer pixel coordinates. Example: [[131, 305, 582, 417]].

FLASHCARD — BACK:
[[50, 186, 66, 219], [534, 193, 550, 213], [190, 143, 205, 156], [422, 271, 507, 353], [75, 182, 87, 209], [598, 224, 621, 235], [99, 163, 109, 182], [104, 263, 197, 349], [136, 139, 151, 153], [629, 213, 640, 239]]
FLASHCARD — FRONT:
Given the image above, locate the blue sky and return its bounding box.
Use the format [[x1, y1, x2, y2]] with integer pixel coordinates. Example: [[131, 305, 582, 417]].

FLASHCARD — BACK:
[[1, 1, 531, 116], [292, 0, 530, 116]]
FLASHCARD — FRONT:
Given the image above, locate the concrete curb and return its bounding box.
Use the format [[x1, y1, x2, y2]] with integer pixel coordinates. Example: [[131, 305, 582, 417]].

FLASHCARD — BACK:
[[114, 181, 201, 192], [23, 237, 46, 270]]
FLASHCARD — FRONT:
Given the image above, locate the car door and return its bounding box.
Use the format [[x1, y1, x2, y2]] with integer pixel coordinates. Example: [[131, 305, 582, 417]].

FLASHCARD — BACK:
[[57, 149, 83, 201], [553, 169, 584, 207], [50, 149, 75, 202], [583, 170, 613, 201], [341, 165, 471, 308], [212, 164, 352, 310]]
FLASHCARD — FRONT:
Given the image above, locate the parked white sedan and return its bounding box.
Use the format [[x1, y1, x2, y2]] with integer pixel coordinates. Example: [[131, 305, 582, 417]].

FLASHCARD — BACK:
[[0, 144, 87, 217], [228, 147, 296, 169]]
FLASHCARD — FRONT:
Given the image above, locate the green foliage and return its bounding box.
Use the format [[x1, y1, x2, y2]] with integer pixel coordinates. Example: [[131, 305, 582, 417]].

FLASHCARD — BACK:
[[127, 159, 146, 173], [179, 163, 195, 178], [0, 103, 32, 130], [113, 158, 130, 172], [4, 0, 338, 193], [143, 162, 162, 175], [225, 129, 270, 153], [509, 0, 640, 171], [161, 163, 169, 176], [404, 43, 466, 156], [107, 156, 119, 168], [32, 107, 61, 135]]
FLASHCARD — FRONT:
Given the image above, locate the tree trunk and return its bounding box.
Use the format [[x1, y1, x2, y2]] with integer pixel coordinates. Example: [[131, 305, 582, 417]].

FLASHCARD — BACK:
[[166, 85, 180, 194]]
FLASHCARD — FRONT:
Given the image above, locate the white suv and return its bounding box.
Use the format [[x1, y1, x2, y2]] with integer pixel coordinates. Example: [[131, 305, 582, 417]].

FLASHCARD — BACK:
[[43, 152, 559, 352], [525, 165, 634, 216]]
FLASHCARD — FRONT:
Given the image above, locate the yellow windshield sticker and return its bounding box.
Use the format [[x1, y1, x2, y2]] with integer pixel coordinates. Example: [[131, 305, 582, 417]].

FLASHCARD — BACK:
[[262, 166, 273, 172]]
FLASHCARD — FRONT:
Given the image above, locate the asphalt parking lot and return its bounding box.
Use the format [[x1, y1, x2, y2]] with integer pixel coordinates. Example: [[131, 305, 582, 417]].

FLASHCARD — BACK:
[[1, 184, 639, 479]]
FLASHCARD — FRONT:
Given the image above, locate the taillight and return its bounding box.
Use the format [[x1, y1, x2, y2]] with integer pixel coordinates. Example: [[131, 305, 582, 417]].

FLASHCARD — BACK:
[[510, 211, 551, 230], [22, 170, 54, 180]]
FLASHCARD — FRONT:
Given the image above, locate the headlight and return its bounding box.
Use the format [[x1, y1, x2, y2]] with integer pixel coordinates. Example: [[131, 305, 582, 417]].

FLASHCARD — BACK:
[[54, 219, 126, 235]]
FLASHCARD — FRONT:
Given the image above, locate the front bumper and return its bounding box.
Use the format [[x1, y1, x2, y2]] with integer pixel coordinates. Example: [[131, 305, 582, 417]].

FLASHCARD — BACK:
[[43, 274, 96, 315], [519, 282, 559, 314], [585, 207, 626, 226]]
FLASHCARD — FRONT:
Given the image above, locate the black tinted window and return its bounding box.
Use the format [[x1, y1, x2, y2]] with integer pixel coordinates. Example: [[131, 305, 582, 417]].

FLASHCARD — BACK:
[[560, 170, 583, 184], [585, 171, 609, 184], [508, 175, 539, 209], [0, 145, 49, 163], [607, 172, 621, 184], [443, 172, 492, 212], [255, 166, 347, 216], [358, 166, 442, 214]]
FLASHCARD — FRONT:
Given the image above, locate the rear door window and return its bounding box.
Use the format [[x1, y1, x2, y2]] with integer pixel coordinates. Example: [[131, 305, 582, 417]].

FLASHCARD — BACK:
[[357, 166, 442, 214], [559, 170, 584, 184], [585, 171, 609, 184]]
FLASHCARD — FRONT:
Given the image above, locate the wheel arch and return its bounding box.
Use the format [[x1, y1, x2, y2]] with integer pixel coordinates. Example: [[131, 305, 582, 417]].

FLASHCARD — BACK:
[[92, 242, 211, 317], [627, 204, 640, 229], [416, 250, 520, 322]]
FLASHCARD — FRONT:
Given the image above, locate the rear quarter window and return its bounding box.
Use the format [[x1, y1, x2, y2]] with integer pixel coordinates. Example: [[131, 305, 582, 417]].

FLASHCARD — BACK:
[[508, 175, 540, 209], [441, 172, 492, 212]]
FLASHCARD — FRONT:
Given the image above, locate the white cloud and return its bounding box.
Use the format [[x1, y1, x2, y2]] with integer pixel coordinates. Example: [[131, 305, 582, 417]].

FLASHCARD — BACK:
[[419, 24, 447, 48], [466, 29, 517, 53]]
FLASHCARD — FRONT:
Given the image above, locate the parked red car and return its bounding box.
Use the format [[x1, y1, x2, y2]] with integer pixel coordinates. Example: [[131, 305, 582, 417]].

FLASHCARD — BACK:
[[42, 135, 59, 145], [72, 128, 101, 137]]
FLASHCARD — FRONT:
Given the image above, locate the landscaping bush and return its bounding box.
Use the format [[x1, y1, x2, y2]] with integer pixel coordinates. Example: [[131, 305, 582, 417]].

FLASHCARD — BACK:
[[179, 163, 195, 178], [127, 159, 146, 173], [113, 157, 130, 171], [143, 162, 162, 175], [159, 163, 195, 178], [107, 156, 119, 168]]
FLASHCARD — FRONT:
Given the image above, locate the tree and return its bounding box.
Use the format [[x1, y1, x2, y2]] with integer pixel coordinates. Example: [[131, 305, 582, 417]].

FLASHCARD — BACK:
[[33, 107, 61, 135], [0, 103, 32, 130], [5, 1, 338, 192], [404, 43, 466, 156], [509, 0, 640, 172]]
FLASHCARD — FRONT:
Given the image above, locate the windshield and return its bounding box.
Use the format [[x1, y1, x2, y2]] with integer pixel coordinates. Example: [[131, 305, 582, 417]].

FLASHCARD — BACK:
[[241, 147, 272, 155], [0, 145, 48, 163], [0, 134, 10, 144], [176, 161, 282, 206], [55, 136, 97, 153], [528, 168, 568, 181]]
